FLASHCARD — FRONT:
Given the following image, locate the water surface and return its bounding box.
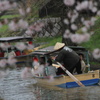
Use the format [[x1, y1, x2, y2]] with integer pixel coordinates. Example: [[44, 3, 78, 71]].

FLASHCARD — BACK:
[[0, 69, 100, 100]]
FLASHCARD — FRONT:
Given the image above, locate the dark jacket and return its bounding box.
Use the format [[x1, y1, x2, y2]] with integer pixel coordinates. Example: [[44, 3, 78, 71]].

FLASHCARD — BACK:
[[55, 46, 80, 71]]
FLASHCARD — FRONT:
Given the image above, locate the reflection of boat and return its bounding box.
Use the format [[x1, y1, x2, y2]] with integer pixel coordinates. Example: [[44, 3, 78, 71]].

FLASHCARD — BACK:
[[29, 46, 100, 89], [0, 36, 34, 66]]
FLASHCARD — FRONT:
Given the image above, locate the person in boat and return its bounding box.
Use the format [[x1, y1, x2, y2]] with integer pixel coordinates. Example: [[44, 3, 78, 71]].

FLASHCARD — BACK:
[[45, 58, 57, 76], [34, 56, 46, 76], [78, 53, 86, 73], [32, 56, 46, 76], [53, 42, 82, 75], [0, 47, 4, 57]]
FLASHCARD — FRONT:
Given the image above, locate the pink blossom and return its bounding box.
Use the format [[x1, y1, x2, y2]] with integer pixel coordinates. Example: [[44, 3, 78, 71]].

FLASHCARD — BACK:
[[0, 1, 17, 11], [0, 59, 7, 68], [26, 7, 31, 13], [71, 24, 77, 30], [81, 17, 85, 22], [10, 2, 17, 8], [76, 1, 89, 11], [91, 7, 97, 13], [18, 19, 28, 29], [92, 49, 100, 59], [29, 22, 44, 32], [67, 10, 78, 22], [18, 8, 25, 16], [27, 44, 34, 50], [64, 0, 75, 6], [2, 1, 11, 10], [82, 33, 90, 41], [8, 21, 18, 31], [32, 60, 40, 67], [15, 42, 26, 51], [70, 34, 81, 44], [63, 30, 71, 38], [7, 56, 17, 66], [25, 29, 34, 36], [38, 22, 44, 27], [70, 33, 90, 44], [67, 11, 72, 18], [4, 19, 8, 24], [97, 11, 100, 16], [70, 11, 79, 23], [21, 67, 33, 79], [0, 43, 11, 50], [88, 1, 94, 10], [32, 65, 45, 76], [48, 75, 54, 82], [33, 24, 42, 32], [83, 20, 94, 28], [81, 27, 88, 33], [64, 19, 69, 25]]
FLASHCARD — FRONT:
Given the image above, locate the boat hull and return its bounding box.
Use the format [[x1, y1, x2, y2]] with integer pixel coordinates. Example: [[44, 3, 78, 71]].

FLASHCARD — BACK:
[[32, 70, 100, 89]]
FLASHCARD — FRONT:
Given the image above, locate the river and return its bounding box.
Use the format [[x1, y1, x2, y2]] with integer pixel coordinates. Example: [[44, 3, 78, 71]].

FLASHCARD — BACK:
[[0, 69, 100, 100]]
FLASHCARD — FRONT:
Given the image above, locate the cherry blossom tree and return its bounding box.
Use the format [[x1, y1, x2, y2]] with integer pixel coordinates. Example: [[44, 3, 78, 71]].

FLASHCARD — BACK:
[[63, 0, 100, 59]]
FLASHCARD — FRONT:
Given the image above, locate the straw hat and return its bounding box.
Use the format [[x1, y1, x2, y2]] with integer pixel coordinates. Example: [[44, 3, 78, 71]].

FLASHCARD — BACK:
[[54, 42, 65, 50]]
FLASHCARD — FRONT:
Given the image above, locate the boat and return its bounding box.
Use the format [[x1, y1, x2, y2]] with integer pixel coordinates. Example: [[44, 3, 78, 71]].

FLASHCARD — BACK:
[[28, 46, 100, 89], [0, 36, 35, 67]]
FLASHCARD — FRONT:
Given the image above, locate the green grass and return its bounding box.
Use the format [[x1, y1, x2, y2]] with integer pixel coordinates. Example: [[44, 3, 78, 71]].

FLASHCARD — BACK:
[[80, 17, 100, 51], [0, 15, 20, 19], [90, 61, 100, 65], [0, 15, 20, 35], [34, 35, 62, 47], [0, 25, 8, 33]]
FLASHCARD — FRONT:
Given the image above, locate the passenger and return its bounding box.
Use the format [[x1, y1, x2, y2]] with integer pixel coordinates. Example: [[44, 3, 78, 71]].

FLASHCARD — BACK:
[[32, 57, 40, 76], [0, 48, 4, 57], [54, 42, 82, 75], [38, 57, 46, 76], [78, 53, 86, 73], [45, 58, 57, 76]]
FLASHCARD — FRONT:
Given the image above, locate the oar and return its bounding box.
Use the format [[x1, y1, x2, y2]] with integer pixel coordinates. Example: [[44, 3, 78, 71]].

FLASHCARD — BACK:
[[53, 62, 85, 87]]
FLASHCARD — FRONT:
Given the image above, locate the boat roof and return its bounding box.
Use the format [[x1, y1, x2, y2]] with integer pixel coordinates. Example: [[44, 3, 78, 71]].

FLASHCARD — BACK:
[[0, 36, 33, 42], [30, 46, 88, 56]]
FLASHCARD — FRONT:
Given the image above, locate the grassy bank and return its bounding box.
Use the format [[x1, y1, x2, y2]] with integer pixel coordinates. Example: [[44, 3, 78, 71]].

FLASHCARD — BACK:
[[81, 17, 100, 51], [34, 35, 62, 48]]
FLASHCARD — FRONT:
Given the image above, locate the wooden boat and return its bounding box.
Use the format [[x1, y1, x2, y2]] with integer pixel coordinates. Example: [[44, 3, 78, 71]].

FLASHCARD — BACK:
[[28, 46, 100, 89], [32, 70, 100, 89], [0, 36, 34, 66]]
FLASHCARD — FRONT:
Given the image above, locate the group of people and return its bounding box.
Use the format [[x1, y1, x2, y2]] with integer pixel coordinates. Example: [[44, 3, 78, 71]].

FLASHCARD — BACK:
[[32, 42, 86, 76], [32, 56, 57, 76]]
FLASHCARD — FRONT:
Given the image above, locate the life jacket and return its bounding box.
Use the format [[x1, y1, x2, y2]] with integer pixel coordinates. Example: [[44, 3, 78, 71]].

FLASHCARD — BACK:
[[15, 51, 21, 56], [29, 41, 32, 44]]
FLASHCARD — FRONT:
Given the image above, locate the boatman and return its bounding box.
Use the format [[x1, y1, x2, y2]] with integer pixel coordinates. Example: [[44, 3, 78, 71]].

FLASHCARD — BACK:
[[53, 42, 82, 75]]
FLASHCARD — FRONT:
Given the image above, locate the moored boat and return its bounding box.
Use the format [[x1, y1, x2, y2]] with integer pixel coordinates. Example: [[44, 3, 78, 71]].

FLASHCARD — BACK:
[[0, 36, 34, 66]]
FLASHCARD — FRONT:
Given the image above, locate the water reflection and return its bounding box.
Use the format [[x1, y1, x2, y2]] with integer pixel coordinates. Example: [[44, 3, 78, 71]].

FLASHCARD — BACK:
[[0, 69, 100, 100]]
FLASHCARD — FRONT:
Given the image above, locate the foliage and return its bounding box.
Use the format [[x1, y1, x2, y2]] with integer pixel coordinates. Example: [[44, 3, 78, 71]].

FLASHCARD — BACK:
[[81, 17, 100, 51]]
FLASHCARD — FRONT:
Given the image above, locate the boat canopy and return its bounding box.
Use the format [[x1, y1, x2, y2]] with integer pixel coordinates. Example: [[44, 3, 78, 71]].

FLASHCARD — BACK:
[[35, 46, 88, 55], [0, 36, 33, 42], [29, 46, 90, 67]]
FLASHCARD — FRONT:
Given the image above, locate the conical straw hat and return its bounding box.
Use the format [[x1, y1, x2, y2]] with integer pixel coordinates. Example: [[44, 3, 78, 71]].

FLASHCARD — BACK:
[[54, 42, 65, 50]]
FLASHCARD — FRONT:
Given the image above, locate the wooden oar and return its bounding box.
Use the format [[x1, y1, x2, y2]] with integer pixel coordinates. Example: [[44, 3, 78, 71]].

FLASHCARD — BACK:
[[52, 62, 85, 87]]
